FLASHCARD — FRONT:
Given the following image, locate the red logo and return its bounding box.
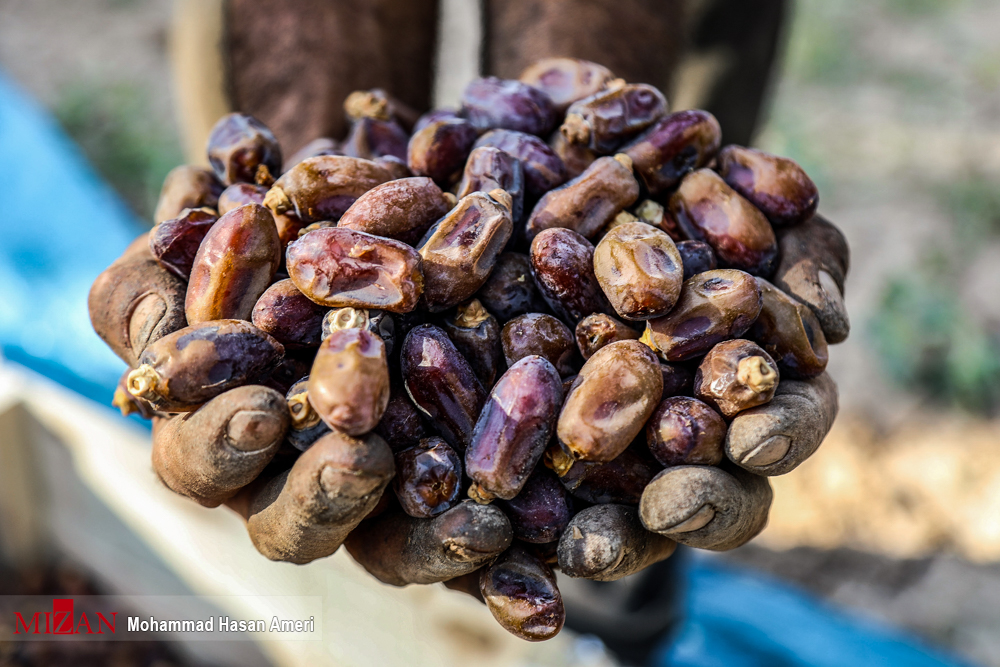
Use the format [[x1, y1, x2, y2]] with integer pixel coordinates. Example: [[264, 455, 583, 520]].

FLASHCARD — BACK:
[[14, 599, 116, 635]]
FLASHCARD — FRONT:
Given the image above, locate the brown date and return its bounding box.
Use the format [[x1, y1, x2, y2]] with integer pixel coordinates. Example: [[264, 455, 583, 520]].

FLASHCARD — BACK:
[[466, 356, 563, 502], [623, 110, 722, 195], [217, 183, 268, 215], [251, 279, 327, 348], [442, 300, 503, 388], [530, 228, 613, 325], [184, 203, 280, 324], [772, 214, 850, 344], [574, 313, 640, 360], [479, 545, 565, 642], [519, 57, 617, 114], [126, 320, 284, 412], [394, 437, 463, 519], [374, 380, 431, 453], [457, 146, 525, 225], [593, 221, 684, 321], [749, 279, 829, 379], [282, 137, 342, 172], [550, 130, 598, 180], [338, 177, 455, 247], [475, 252, 550, 322], [501, 313, 579, 377], [413, 108, 461, 133], [307, 328, 389, 436], [460, 77, 558, 137], [676, 240, 718, 280], [406, 118, 478, 188], [526, 154, 639, 240], [553, 340, 662, 466], [496, 468, 572, 544], [149, 208, 218, 280], [641, 269, 763, 362], [344, 88, 421, 131], [694, 339, 779, 418], [646, 396, 727, 467], [340, 117, 409, 162], [206, 112, 282, 186], [374, 155, 413, 180], [400, 325, 487, 450], [717, 145, 819, 228], [286, 227, 423, 313], [562, 84, 668, 154], [473, 130, 567, 198], [321, 307, 396, 356], [669, 169, 778, 276], [263, 155, 392, 223], [418, 190, 513, 312], [153, 165, 223, 223]]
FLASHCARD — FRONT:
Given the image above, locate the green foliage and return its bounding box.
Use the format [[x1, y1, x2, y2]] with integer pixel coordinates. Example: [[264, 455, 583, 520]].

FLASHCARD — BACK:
[[870, 256, 1000, 415], [54, 80, 182, 223]]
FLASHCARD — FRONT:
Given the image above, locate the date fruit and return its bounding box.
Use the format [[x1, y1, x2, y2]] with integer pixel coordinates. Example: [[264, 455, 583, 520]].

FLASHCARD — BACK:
[[717, 145, 818, 228], [676, 240, 718, 280], [480, 546, 565, 642], [574, 313, 640, 360], [460, 77, 558, 137], [475, 252, 550, 321], [519, 57, 617, 114], [562, 84, 668, 153], [530, 228, 613, 325], [473, 130, 567, 197], [646, 396, 726, 467], [154, 165, 223, 223], [406, 118, 478, 188], [338, 177, 455, 247], [286, 227, 423, 313], [264, 155, 392, 223], [251, 279, 327, 348], [457, 146, 525, 225], [497, 468, 572, 544], [466, 356, 563, 502], [394, 437, 463, 518], [218, 183, 268, 215], [321, 307, 396, 356], [442, 300, 503, 387], [593, 221, 684, 320], [694, 339, 779, 417], [623, 110, 722, 195], [749, 279, 829, 379], [307, 328, 390, 435], [206, 112, 282, 186], [149, 208, 218, 280], [501, 313, 579, 377]]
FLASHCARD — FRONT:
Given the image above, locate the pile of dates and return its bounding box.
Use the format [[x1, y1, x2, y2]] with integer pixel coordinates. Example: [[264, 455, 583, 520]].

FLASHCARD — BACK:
[[90, 57, 848, 642]]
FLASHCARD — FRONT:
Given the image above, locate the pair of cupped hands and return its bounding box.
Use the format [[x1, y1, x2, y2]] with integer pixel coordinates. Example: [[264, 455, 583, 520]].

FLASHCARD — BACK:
[[93, 226, 841, 592]]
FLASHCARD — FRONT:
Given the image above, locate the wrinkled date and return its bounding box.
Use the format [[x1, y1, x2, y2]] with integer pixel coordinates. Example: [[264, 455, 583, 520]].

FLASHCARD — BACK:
[[554, 443, 659, 505], [749, 279, 828, 379], [251, 279, 327, 348], [479, 546, 565, 642], [473, 130, 567, 198], [264, 155, 392, 223], [773, 214, 851, 344], [457, 146, 525, 225], [286, 227, 423, 313], [593, 221, 684, 320], [550, 131, 598, 180], [149, 208, 219, 280], [283, 138, 342, 172], [127, 320, 284, 412], [322, 307, 396, 356], [574, 313, 640, 360], [185, 203, 281, 324], [394, 437, 463, 518], [338, 177, 455, 246], [694, 339, 779, 417], [406, 118, 478, 188], [207, 112, 282, 186], [669, 169, 778, 276], [526, 154, 639, 240], [676, 240, 718, 280], [497, 468, 572, 544], [502, 313, 579, 377], [646, 396, 727, 467], [218, 183, 268, 215], [374, 380, 430, 453], [641, 269, 763, 362], [418, 190, 513, 312], [519, 57, 617, 114], [623, 110, 722, 195], [475, 252, 550, 321], [442, 300, 503, 387], [466, 356, 563, 502], [154, 165, 223, 223], [562, 84, 668, 154], [344, 88, 420, 131], [401, 325, 487, 449], [530, 228, 612, 324], [460, 77, 558, 137], [285, 378, 331, 452], [553, 340, 662, 466], [717, 145, 819, 228], [308, 328, 390, 435], [341, 117, 409, 161]]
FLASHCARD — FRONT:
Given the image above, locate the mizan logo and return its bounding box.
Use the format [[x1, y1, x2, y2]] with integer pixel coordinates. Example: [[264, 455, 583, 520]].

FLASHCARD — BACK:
[[14, 599, 116, 635]]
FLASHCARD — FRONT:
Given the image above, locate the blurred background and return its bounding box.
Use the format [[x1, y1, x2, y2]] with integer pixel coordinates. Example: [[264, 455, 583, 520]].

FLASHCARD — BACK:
[[1, 0, 999, 665]]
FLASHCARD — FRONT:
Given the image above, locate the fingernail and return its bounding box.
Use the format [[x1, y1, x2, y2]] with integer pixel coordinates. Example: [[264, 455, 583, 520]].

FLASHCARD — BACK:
[[741, 435, 791, 467], [129, 293, 166, 349], [664, 505, 715, 533], [227, 410, 283, 452], [319, 465, 381, 499]]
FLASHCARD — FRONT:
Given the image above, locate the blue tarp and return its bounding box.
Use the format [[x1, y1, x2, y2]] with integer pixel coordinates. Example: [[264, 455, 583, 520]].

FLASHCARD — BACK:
[[0, 70, 977, 667]]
